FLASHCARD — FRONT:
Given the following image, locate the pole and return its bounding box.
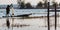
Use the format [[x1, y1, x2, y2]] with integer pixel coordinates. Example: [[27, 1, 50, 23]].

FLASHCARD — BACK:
[[55, 3, 57, 30], [47, 1, 50, 30]]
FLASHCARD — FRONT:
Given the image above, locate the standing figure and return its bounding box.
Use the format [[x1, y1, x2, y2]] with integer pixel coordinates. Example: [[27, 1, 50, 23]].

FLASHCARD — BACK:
[[6, 5, 10, 29], [6, 5, 10, 15]]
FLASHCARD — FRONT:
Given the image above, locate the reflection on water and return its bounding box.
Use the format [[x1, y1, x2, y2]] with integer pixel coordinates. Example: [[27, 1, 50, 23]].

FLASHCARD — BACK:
[[0, 9, 60, 30]]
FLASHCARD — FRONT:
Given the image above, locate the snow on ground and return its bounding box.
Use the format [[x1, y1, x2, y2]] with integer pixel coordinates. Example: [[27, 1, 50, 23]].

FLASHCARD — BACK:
[[0, 17, 60, 30]]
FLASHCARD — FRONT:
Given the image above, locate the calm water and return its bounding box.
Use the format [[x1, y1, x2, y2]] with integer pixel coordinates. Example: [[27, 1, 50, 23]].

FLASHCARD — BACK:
[[0, 9, 55, 17], [0, 9, 60, 30]]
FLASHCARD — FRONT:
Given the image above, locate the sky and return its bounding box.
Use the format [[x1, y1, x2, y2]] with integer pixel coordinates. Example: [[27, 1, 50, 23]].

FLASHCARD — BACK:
[[0, 0, 60, 5]]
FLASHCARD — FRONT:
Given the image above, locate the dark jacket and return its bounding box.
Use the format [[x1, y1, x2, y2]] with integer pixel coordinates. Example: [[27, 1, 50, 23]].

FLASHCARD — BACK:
[[6, 5, 10, 15]]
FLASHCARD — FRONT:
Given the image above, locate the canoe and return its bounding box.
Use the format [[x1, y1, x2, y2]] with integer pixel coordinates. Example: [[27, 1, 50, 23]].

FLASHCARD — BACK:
[[3, 13, 32, 17]]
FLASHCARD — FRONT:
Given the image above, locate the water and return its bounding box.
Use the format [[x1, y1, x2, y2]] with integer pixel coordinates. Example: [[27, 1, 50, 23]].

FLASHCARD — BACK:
[[0, 9, 56, 17], [0, 9, 60, 30], [0, 18, 48, 30]]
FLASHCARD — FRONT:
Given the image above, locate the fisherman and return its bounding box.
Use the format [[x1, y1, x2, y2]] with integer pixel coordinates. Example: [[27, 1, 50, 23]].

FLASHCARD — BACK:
[[10, 4, 14, 16], [6, 5, 10, 15], [6, 5, 10, 29]]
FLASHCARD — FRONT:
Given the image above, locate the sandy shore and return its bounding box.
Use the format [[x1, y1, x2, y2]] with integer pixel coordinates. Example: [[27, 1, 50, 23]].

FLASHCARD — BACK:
[[0, 16, 60, 30], [0, 16, 60, 27]]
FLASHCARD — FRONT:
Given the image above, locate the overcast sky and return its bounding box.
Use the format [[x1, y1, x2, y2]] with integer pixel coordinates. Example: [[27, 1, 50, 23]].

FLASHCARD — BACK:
[[0, 0, 60, 5]]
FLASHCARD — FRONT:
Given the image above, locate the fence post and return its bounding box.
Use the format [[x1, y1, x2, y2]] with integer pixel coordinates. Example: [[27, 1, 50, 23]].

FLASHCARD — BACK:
[[55, 3, 57, 30]]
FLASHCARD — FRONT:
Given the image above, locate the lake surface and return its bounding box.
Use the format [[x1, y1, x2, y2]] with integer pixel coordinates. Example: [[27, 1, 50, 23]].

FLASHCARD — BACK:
[[0, 9, 60, 30], [0, 9, 58, 17]]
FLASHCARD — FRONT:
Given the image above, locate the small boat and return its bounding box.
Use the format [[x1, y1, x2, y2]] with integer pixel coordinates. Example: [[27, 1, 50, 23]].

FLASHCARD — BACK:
[[3, 13, 32, 17], [14, 13, 32, 17]]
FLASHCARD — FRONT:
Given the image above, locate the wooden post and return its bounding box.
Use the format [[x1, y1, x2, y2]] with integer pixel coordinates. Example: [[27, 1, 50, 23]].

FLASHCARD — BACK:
[[55, 3, 57, 30], [47, 2, 50, 30]]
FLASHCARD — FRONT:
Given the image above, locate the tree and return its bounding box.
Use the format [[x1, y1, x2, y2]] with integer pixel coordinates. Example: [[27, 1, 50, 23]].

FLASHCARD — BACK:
[[20, 1, 25, 9], [36, 2, 43, 8], [25, 2, 33, 9], [52, 2, 58, 7], [43, 1, 48, 8], [17, 0, 21, 8], [17, 0, 25, 9]]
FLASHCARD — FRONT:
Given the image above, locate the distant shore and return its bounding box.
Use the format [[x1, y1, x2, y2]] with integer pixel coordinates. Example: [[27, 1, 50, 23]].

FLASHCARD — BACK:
[[0, 7, 60, 9]]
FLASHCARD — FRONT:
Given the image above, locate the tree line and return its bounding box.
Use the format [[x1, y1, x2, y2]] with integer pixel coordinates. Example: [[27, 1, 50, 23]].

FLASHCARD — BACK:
[[17, 0, 60, 9]]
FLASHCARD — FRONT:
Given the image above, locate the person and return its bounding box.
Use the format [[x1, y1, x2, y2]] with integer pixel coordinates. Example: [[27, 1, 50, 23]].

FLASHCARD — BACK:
[[6, 5, 10, 15], [10, 4, 14, 16], [6, 5, 10, 29]]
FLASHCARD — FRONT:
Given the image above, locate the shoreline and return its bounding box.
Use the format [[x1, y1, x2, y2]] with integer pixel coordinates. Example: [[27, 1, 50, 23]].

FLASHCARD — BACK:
[[1, 15, 60, 19]]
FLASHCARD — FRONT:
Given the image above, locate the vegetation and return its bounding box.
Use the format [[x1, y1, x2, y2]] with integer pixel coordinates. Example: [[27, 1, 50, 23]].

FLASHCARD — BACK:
[[36, 2, 43, 8], [1, 0, 60, 9], [17, 0, 60, 9], [17, 0, 33, 9], [20, 1, 25, 9], [43, 1, 48, 8], [52, 2, 58, 7], [17, 0, 21, 8], [25, 2, 33, 9]]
